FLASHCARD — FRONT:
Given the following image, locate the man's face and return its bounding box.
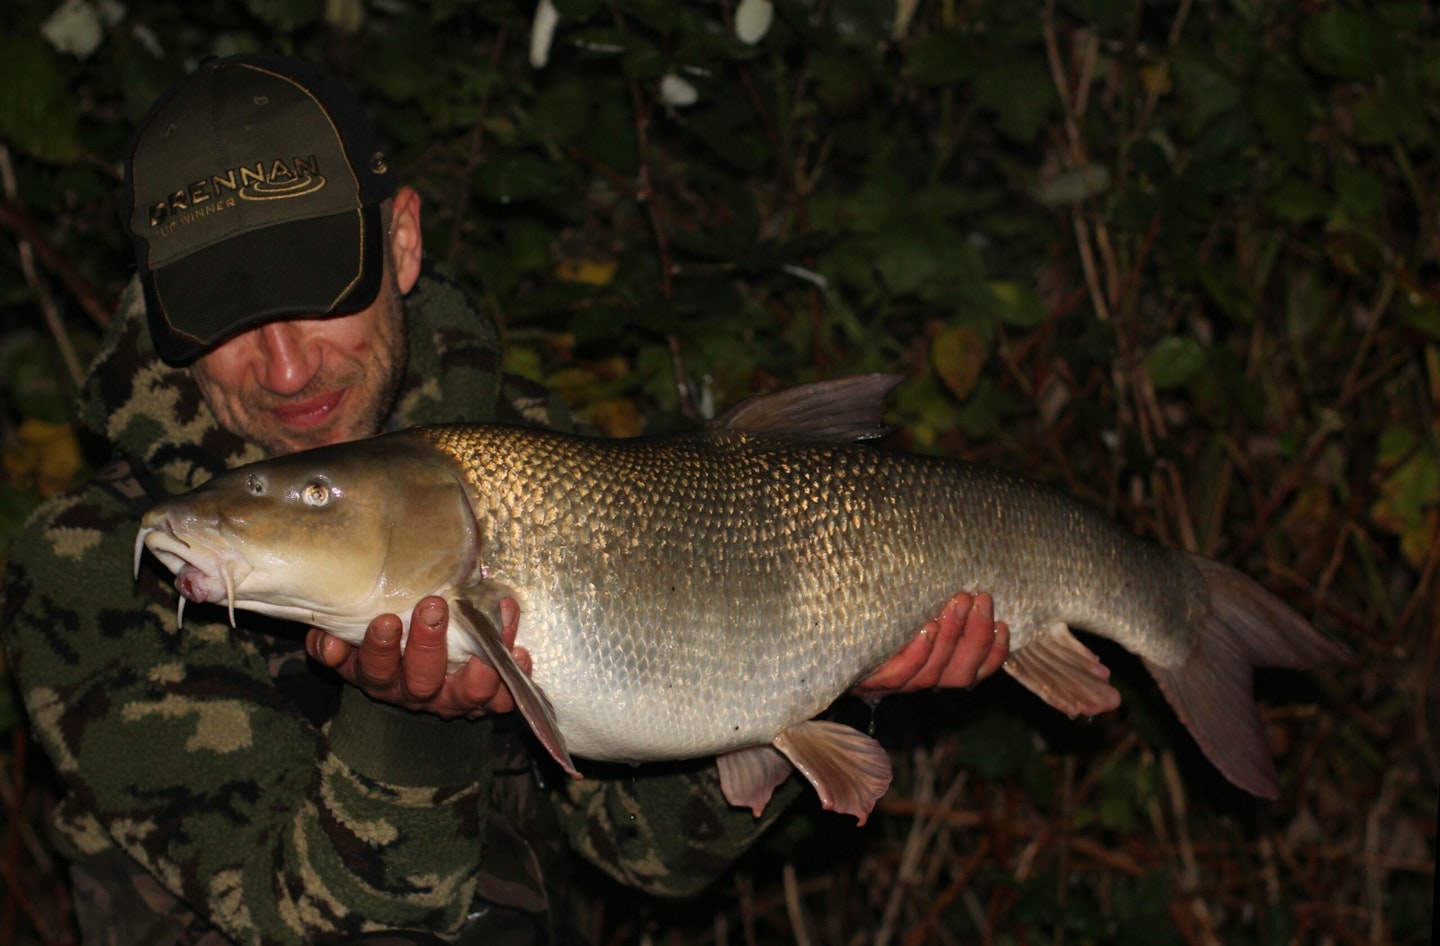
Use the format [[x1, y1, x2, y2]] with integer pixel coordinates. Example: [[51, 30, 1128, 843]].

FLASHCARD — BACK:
[[191, 269, 408, 457]]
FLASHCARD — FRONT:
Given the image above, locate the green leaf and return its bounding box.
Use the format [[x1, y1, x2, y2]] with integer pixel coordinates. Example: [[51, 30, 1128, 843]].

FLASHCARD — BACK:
[[905, 31, 974, 86], [621, 37, 666, 80], [1267, 177, 1332, 223], [1169, 49, 1241, 139], [1399, 297, 1440, 338], [1252, 58, 1315, 168], [1351, 74, 1429, 147], [474, 153, 559, 204], [1036, 165, 1110, 206], [0, 483, 44, 573], [872, 222, 954, 295], [973, 57, 1057, 143], [611, 0, 678, 33], [953, 711, 1037, 780], [809, 49, 874, 113], [242, 0, 321, 31], [1300, 8, 1381, 79], [1332, 163, 1386, 223], [990, 281, 1048, 328], [1, 331, 73, 423], [826, 0, 890, 48], [1145, 336, 1205, 389], [0, 35, 78, 162], [553, 0, 602, 16]]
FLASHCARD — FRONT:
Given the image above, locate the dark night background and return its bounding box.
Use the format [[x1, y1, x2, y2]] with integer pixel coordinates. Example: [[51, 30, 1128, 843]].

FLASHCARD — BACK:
[[0, 1, 1435, 943]]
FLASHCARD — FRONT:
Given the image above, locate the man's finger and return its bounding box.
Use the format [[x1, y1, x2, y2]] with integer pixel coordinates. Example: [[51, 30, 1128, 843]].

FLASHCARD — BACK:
[[498, 597, 521, 647], [354, 615, 404, 689], [908, 593, 973, 689], [852, 631, 935, 695], [974, 621, 1011, 683], [936, 592, 995, 688], [398, 597, 450, 701]]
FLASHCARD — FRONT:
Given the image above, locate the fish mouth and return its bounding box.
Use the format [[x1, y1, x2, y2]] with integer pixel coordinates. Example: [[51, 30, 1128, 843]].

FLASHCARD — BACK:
[[135, 519, 252, 627]]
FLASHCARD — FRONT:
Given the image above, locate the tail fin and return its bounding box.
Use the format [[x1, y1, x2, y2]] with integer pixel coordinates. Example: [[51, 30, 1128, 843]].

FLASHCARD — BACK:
[[1142, 552, 1350, 798]]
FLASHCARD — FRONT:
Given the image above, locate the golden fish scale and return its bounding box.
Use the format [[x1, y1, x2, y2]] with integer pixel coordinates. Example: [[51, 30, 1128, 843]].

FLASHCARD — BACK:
[[419, 424, 1200, 762]]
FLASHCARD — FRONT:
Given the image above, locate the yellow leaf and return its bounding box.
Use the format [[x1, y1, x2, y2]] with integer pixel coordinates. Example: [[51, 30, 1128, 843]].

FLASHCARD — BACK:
[[1141, 62, 1171, 96], [3, 419, 82, 498], [930, 325, 987, 401], [555, 259, 618, 286], [584, 398, 644, 438]]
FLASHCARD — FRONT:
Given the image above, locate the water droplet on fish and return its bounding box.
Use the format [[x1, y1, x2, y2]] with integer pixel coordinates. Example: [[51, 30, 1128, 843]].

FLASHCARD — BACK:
[[863, 695, 881, 736]]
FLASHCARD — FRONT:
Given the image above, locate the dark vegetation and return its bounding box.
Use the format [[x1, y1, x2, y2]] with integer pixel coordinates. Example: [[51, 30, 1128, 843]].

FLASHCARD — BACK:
[[1, 0, 1435, 943]]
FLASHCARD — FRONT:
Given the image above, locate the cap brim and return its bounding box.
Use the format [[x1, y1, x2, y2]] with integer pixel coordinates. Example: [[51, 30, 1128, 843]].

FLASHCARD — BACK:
[[145, 204, 386, 365]]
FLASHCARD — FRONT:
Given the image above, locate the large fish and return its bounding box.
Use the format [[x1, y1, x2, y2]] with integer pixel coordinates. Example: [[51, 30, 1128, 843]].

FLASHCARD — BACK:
[[135, 375, 1346, 823]]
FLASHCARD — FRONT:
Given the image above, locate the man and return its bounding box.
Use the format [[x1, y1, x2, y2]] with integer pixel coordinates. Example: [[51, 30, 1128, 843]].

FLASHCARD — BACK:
[[1, 54, 1006, 944]]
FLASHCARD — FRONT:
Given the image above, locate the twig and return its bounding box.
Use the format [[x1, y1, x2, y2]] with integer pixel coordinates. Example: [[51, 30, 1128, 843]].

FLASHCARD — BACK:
[[0, 201, 110, 330], [1231, 413, 1342, 562], [1162, 751, 1219, 946], [445, 28, 508, 272], [899, 838, 992, 946], [876, 749, 961, 946], [627, 81, 674, 302], [0, 146, 86, 388], [1406, 517, 1440, 782], [1336, 274, 1396, 410], [1362, 770, 1402, 944], [1138, 0, 1194, 131], [782, 862, 812, 946]]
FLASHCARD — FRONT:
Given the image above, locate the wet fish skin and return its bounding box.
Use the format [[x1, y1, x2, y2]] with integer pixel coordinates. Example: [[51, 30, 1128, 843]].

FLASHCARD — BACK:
[[136, 375, 1348, 823], [415, 423, 1192, 758]]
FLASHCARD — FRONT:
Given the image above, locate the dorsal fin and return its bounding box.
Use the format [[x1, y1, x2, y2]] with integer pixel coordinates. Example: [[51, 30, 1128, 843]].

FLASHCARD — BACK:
[[708, 374, 900, 443]]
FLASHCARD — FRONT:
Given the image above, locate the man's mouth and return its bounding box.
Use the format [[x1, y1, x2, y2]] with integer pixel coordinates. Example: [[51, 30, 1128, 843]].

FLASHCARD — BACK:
[[269, 389, 346, 428]]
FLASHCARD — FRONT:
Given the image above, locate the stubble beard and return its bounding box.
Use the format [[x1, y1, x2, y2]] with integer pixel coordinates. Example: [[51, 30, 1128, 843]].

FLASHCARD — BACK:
[[199, 280, 409, 458]]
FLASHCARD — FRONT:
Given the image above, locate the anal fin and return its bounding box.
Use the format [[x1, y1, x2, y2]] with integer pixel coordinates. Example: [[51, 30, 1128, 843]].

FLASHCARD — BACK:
[[1004, 622, 1122, 717], [771, 720, 893, 825], [452, 597, 580, 779], [717, 745, 794, 817]]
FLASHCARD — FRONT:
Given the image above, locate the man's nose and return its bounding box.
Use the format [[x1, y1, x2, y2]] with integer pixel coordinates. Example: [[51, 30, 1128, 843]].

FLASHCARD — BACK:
[[254, 322, 320, 395]]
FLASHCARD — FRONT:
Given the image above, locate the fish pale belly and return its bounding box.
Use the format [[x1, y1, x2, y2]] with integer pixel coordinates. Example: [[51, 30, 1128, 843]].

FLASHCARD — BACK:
[[506, 588, 907, 763]]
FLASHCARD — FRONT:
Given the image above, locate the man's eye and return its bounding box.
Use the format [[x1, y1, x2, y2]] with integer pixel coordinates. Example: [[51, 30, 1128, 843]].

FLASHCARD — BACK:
[[302, 482, 330, 506]]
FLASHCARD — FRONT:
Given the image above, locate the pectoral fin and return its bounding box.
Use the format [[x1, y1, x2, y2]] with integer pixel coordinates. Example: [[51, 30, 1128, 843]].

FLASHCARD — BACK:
[[771, 720, 893, 825], [717, 745, 795, 817], [1004, 622, 1122, 717], [451, 597, 580, 779]]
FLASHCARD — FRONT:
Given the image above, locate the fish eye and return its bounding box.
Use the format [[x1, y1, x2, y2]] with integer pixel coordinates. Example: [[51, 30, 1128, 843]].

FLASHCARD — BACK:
[[245, 474, 264, 496], [301, 481, 331, 507]]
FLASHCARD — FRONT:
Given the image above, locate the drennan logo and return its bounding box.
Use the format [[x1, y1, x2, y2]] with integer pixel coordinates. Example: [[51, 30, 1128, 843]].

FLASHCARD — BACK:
[[147, 155, 325, 233]]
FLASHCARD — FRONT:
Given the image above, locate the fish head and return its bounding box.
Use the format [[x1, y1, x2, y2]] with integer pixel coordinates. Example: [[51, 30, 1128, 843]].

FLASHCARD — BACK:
[[135, 431, 481, 638]]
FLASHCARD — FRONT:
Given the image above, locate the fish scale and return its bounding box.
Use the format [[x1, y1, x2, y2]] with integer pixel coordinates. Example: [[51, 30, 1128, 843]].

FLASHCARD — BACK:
[[417, 423, 1195, 761], [136, 374, 1348, 822]]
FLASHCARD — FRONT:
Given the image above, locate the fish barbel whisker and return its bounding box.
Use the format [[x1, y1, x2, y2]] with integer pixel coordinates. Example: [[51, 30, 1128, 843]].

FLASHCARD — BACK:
[[225, 571, 237, 627], [133, 527, 150, 579]]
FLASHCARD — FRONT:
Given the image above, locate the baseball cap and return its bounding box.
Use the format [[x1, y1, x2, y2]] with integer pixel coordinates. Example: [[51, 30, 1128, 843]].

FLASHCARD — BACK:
[[122, 54, 398, 364]]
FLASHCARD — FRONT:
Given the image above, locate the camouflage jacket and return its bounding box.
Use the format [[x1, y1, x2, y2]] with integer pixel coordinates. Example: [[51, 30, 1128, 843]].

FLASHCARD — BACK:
[[1, 263, 799, 945]]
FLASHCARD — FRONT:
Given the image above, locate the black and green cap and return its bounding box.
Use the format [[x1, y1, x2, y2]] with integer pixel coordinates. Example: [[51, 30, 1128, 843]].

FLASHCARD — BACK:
[[122, 54, 397, 364]]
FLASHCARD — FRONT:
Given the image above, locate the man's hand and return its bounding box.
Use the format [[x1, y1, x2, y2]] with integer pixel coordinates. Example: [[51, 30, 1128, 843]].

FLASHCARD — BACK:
[[852, 591, 1010, 698], [306, 596, 528, 719]]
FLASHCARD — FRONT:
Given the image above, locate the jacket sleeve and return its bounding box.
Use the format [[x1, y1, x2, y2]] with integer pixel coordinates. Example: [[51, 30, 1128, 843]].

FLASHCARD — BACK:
[[550, 760, 804, 898], [1, 480, 496, 944]]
